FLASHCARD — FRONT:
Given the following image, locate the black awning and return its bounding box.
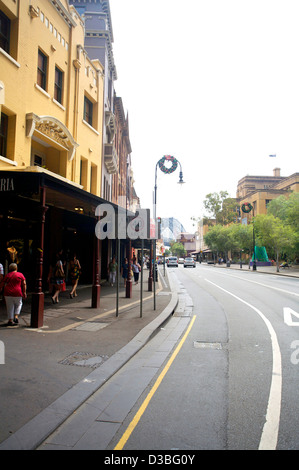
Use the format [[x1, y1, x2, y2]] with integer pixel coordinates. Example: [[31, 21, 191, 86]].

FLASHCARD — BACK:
[[0, 170, 113, 216]]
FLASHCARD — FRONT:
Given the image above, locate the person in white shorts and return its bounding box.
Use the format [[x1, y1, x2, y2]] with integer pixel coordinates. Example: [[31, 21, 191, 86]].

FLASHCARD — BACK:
[[0, 263, 27, 326]]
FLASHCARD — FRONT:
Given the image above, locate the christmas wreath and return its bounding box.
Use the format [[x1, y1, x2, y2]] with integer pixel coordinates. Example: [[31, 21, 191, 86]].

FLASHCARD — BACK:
[[158, 155, 178, 174], [241, 202, 253, 213]]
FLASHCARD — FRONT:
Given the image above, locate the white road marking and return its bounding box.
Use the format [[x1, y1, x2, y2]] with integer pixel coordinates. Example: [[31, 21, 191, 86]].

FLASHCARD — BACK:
[[205, 278, 282, 450], [205, 269, 299, 297], [283, 307, 299, 326]]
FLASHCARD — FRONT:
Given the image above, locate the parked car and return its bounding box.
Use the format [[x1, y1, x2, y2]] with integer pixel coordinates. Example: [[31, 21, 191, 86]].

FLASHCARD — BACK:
[[167, 256, 178, 267], [178, 258, 185, 264], [184, 257, 196, 268]]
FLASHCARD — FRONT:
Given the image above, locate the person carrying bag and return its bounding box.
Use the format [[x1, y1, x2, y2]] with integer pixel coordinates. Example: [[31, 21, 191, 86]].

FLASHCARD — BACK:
[[48, 254, 65, 304]]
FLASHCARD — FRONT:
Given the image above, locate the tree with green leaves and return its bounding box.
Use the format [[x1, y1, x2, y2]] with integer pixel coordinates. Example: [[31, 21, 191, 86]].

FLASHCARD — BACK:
[[203, 191, 238, 226], [229, 223, 255, 261], [170, 242, 186, 258], [203, 223, 253, 262], [268, 193, 299, 231], [267, 193, 299, 258], [253, 214, 297, 271], [203, 224, 236, 262]]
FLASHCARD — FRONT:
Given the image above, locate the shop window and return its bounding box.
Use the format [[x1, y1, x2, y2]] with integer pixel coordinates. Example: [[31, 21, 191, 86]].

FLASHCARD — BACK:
[[0, 10, 10, 54], [54, 66, 63, 104], [37, 49, 48, 91], [0, 112, 8, 157]]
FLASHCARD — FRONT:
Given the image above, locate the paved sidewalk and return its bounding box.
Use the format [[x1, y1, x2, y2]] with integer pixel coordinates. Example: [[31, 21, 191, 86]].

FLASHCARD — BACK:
[[0, 266, 179, 449]]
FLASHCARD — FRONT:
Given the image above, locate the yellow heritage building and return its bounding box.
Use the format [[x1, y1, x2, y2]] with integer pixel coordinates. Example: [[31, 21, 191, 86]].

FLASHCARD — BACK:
[[237, 168, 299, 221], [0, 0, 119, 324], [0, 0, 104, 195]]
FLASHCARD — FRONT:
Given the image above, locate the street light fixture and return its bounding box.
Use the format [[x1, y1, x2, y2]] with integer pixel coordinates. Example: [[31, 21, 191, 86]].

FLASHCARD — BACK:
[[154, 156, 185, 221], [241, 202, 256, 271], [177, 162, 185, 186], [152, 156, 185, 309]]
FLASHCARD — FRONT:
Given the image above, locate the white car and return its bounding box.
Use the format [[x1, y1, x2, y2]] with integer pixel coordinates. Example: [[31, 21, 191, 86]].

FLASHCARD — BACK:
[[184, 257, 196, 268], [167, 256, 178, 267], [178, 258, 185, 264]]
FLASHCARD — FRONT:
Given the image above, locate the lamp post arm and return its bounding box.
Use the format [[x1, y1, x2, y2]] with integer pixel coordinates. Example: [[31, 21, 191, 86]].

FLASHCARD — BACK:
[[154, 162, 159, 221]]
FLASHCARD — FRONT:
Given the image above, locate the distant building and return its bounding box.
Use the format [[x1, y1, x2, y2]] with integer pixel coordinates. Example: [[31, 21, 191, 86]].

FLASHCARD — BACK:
[[161, 217, 186, 244], [176, 233, 196, 257], [195, 168, 299, 262], [237, 168, 299, 222]]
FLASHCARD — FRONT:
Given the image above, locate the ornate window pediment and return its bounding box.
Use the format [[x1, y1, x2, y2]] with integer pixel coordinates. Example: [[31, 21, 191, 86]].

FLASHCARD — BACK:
[[26, 113, 78, 161]]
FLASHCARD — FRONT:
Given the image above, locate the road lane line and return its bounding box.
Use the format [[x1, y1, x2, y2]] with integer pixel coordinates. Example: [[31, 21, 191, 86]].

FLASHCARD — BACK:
[[114, 314, 197, 450], [205, 279, 282, 450], [208, 270, 299, 297]]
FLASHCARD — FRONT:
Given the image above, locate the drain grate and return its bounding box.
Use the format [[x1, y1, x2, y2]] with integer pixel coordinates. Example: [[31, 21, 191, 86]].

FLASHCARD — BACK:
[[193, 341, 222, 350]]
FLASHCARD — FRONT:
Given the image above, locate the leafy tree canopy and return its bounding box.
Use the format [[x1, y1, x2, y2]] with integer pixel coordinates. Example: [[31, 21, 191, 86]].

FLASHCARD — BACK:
[[254, 213, 297, 267], [203, 191, 238, 225], [170, 242, 186, 258], [267, 193, 299, 232]]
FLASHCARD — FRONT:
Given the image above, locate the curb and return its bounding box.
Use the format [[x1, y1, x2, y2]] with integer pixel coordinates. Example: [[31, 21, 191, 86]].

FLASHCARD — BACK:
[[208, 263, 299, 278], [0, 270, 178, 450]]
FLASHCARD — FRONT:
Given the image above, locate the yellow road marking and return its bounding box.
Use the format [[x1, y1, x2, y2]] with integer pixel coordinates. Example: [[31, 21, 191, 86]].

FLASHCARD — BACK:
[[114, 314, 197, 450]]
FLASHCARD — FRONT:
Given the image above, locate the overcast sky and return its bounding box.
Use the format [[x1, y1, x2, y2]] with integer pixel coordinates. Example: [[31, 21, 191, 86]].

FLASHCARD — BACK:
[[109, 0, 299, 232]]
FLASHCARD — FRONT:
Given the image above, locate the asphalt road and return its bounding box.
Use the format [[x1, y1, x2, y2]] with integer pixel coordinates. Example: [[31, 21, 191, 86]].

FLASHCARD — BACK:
[[110, 264, 299, 450], [39, 264, 299, 450]]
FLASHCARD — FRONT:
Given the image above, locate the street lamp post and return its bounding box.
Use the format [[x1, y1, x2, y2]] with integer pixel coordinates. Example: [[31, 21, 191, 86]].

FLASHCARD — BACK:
[[252, 212, 257, 271], [241, 202, 256, 271], [153, 156, 185, 310]]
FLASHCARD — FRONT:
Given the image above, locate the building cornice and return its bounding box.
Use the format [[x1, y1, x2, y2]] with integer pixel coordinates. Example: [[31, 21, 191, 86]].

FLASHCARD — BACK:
[[50, 0, 77, 27], [85, 30, 117, 79], [102, 0, 114, 43]]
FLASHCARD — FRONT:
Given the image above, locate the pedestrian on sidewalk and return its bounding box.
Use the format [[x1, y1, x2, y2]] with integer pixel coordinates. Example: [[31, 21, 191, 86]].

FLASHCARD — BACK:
[[121, 258, 128, 287], [0, 262, 3, 284], [132, 261, 141, 285], [48, 253, 65, 304], [69, 253, 81, 298], [0, 262, 3, 301], [0, 263, 27, 326], [108, 256, 117, 287]]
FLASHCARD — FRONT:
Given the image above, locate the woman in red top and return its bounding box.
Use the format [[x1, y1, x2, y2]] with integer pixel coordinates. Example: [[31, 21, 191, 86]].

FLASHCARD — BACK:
[[0, 263, 27, 326]]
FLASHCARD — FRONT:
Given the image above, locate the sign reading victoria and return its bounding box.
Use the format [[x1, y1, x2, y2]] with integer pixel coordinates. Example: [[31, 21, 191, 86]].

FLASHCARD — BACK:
[[0, 178, 14, 192], [0, 172, 40, 194]]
